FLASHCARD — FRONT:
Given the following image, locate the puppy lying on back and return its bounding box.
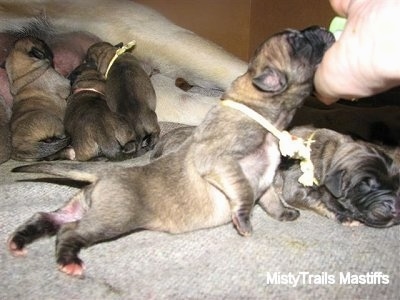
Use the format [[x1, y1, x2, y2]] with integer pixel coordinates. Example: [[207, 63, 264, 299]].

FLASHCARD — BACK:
[[154, 125, 400, 228], [63, 62, 137, 161], [8, 27, 334, 276], [5, 37, 70, 161], [86, 41, 160, 157]]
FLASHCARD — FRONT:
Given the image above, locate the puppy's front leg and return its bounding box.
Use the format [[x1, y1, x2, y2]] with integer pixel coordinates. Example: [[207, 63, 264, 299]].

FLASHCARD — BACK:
[[258, 187, 300, 221], [202, 157, 254, 236]]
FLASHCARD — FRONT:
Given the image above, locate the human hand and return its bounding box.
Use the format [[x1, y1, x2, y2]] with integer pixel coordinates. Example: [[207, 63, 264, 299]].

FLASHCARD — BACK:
[[314, 0, 400, 104]]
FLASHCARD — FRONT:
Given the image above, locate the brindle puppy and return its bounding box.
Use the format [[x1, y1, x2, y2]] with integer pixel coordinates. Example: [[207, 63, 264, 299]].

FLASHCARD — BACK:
[[273, 126, 400, 228], [5, 37, 70, 161], [63, 62, 137, 161], [8, 27, 334, 276], [153, 125, 400, 228], [86, 41, 160, 157]]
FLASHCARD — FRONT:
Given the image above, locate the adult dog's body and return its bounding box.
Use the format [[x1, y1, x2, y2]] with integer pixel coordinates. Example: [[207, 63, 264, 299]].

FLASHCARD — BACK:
[[8, 27, 334, 276], [6, 36, 70, 161], [86, 42, 160, 155], [63, 62, 137, 161]]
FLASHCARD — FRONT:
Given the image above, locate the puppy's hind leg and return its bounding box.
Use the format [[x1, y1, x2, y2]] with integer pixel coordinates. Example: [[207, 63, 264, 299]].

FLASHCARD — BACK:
[[7, 189, 89, 257], [203, 158, 255, 236]]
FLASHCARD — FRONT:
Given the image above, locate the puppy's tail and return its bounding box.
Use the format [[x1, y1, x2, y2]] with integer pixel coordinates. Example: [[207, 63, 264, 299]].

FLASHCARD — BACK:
[[37, 136, 71, 159], [12, 163, 99, 183]]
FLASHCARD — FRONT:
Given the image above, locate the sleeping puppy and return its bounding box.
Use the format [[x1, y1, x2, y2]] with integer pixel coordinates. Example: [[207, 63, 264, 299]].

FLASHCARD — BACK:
[[8, 27, 334, 276], [63, 62, 137, 161], [273, 126, 400, 228], [86, 41, 160, 155], [154, 126, 400, 228], [5, 36, 70, 161]]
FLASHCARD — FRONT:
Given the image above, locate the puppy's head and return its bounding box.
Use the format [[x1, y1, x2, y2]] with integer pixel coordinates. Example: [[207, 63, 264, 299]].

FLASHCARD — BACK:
[[224, 26, 334, 109], [5, 36, 54, 88], [86, 41, 121, 74], [68, 61, 105, 92], [325, 144, 400, 227]]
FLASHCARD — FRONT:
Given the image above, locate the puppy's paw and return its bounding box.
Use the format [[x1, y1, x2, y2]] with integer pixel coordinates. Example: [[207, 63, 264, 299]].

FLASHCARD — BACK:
[[7, 236, 28, 257], [336, 214, 363, 227], [65, 147, 76, 160], [278, 207, 300, 222], [341, 220, 363, 227], [58, 262, 85, 277], [232, 213, 253, 237]]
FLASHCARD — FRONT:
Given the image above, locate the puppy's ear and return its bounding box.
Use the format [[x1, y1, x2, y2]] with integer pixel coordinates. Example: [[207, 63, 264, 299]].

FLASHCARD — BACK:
[[324, 169, 345, 198], [114, 42, 124, 48], [252, 68, 287, 93]]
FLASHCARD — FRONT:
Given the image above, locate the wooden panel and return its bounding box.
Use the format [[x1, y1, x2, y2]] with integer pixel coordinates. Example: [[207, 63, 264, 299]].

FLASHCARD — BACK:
[[249, 0, 335, 58], [135, 0, 251, 60], [134, 0, 335, 61]]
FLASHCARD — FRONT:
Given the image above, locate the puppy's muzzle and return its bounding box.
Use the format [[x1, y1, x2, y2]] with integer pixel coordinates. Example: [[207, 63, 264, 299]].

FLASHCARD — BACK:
[[347, 191, 400, 228], [288, 26, 335, 65]]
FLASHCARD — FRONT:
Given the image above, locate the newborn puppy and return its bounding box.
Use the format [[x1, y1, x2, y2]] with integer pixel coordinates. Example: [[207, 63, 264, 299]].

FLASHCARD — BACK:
[[8, 27, 334, 276], [273, 126, 400, 228], [5, 37, 70, 161], [154, 126, 400, 228], [63, 62, 137, 161], [86, 41, 160, 156]]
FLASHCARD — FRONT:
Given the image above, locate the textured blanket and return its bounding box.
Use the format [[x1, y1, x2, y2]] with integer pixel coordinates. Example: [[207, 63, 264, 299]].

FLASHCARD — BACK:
[[1, 121, 399, 299]]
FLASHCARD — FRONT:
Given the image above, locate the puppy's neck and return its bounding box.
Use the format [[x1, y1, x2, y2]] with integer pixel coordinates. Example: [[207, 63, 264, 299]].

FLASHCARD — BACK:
[[72, 87, 105, 96]]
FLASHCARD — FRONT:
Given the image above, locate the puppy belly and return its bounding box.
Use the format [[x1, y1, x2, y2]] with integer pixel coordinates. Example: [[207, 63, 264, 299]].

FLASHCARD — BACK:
[[149, 189, 231, 234]]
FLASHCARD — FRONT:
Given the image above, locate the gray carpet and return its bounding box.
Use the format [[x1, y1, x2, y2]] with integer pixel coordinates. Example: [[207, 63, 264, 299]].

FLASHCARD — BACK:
[[1, 132, 399, 299]]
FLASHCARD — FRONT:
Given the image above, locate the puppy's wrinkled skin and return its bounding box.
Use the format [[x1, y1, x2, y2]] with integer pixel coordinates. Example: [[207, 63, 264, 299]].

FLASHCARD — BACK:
[[155, 125, 400, 228], [63, 62, 137, 161], [273, 127, 400, 228], [8, 27, 334, 276], [86, 42, 160, 155], [6, 37, 70, 161]]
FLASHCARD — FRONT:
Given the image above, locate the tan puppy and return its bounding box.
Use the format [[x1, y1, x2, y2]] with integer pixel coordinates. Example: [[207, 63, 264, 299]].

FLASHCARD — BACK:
[[86, 41, 160, 154], [8, 27, 334, 276], [0, 0, 248, 126], [6, 37, 70, 161], [64, 62, 137, 161], [0, 0, 246, 90]]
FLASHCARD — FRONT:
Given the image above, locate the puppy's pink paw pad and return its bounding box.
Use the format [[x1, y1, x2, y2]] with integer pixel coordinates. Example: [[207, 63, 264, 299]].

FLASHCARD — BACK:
[[59, 262, 85, 276], [65, 147, 76, 160], [7, 240, 27, 257], [342, 220, 362, 227]]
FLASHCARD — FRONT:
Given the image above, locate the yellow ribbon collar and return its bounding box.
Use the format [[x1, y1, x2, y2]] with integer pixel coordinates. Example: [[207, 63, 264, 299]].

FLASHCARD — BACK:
[[104, 40, 136, 79], [221, 99, 318, 186], [72, 87, 105, 96]]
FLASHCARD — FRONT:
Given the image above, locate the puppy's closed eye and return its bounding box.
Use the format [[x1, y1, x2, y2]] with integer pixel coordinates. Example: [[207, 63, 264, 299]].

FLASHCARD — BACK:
[[358, 178, 380, 193], [28, 47, 46, 60]]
